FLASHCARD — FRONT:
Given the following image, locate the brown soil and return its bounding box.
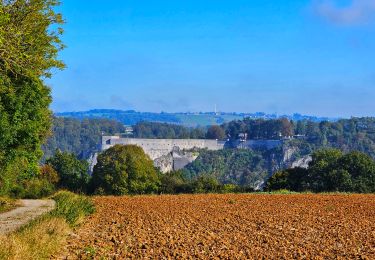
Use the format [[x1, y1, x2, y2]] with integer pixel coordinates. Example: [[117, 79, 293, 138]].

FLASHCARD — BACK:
[[62, 194, 375, 259]]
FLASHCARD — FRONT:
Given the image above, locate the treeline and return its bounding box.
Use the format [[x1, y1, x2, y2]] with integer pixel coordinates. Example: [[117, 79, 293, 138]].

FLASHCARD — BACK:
[[39, 145, 375, 196], [221, 117, 375, 158], [57, 109, 181, 125], [42, 117, 126, 160], [266, 149, 375, 193], [133, 121, 206, 139], [38, 145, 256, 196]]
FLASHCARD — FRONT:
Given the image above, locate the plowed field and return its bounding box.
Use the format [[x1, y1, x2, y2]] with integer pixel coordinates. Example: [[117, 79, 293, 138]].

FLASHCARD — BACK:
[[61, 194, 375, 259]]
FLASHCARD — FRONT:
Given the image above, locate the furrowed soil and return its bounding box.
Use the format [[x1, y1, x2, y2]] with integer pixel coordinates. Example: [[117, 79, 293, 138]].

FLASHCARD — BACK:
[[62, 194, 375, 259]]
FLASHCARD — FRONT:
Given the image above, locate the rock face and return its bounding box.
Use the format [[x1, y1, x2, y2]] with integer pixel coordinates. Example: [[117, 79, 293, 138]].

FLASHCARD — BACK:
[[291, 156, 312, 169], [154, 147, 198, 173]]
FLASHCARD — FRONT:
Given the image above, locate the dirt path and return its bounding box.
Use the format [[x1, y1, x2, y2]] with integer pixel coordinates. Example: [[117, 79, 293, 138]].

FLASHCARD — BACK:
[[0, 199, 55, 235]]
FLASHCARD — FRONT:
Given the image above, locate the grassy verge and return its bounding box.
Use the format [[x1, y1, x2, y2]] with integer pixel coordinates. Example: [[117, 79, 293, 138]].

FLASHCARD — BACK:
[[0, 191, 94, 260], [0, 197, 17, 213]]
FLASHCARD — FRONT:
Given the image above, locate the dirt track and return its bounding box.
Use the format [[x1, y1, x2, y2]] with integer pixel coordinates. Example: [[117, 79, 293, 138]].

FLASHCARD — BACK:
[[62, 194, 375, 259], [0, 199, 55, 235]]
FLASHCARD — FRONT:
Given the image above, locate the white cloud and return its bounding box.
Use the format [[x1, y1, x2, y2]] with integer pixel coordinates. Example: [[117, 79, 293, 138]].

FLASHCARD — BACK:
[[314, 0, 375, 25]]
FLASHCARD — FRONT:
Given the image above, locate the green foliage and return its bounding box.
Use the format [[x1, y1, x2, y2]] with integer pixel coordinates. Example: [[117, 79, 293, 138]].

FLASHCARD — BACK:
[[0, 196, 15, 213], [160, 170, 191, 194], [191, 175, 221, 193], [20, 178, 55, 199], [265, 167, 309, 192], [0, 0, 64, 196], [183, 149, 267, 189], [206, 125, 226, 140], [0, 76, 52, 189], [46, 150, 90, 193], [160, 170, 253, 194], [51, 191, 95, 226], [266, 149, 375, 193], [223, 117, 294, 140], [0, 0, 65, 77], [91, 145, 160, 195], [133, 121, 206, 139], [42, 117, 126, 160]]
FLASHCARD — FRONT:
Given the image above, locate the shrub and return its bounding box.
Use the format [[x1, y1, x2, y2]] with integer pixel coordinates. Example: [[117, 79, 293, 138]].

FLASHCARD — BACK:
[[47, 151, 90, 193], [192, 175, 221, 193], [0, 197, 16, 213], [221, 184, 238, 193], [21, 178, 55, 199], [40, 165, 59, 185]]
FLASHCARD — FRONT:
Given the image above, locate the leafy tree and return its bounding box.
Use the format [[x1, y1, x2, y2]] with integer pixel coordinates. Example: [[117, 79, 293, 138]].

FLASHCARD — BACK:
[[265, 167, 309, 191], [46, 150, 90, 193], [0, 0, 64, 77], [39, 164, 59, 185], [0, 0, 64, 195], [160, 170, 191, 194], [337, 151, 375, 192], [192, 175, 221, 193], [308, 149, 343, 192], [91, 145, 160, 195], [266, 149, 375, 193], [206, 125, 226, 140]]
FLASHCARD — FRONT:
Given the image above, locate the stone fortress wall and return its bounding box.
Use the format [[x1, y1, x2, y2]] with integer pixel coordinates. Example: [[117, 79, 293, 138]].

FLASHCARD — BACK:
[[101, 136, 225, 160], [99, 136, 284, 173]]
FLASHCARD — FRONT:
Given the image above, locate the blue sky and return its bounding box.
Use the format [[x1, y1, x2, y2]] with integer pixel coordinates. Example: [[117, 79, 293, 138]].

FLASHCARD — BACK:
[[48, 0, 375, 117]]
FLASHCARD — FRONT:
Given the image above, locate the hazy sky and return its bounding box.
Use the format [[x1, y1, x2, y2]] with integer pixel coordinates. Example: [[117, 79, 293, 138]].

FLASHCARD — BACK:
[[48, 0, 375, 117]]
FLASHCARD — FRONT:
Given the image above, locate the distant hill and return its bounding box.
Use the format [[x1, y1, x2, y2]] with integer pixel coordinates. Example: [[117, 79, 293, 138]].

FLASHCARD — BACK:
[[55, 109, 337, 127]]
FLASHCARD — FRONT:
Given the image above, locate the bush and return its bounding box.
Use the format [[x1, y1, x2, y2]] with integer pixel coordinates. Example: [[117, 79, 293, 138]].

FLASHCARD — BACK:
[[22, 179, 55, 199], [221, 184, 238, 193], [192, 175, 221, 193], [91, 145, 160, 195], [51, 191, 95, 226], [160, 170, 189, 194], [0, 197, 16, 213], [40, 165, 59, 185], [6, 177, 55, 199], [47, 151, 90, 193]]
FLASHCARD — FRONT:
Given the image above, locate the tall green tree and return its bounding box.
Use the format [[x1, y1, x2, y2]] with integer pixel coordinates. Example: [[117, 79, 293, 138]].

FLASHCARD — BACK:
[[0, 0, 64, 193], [206, 125, 226, 140], [91, 145, 160, 195], [0, 0, 64, 77]]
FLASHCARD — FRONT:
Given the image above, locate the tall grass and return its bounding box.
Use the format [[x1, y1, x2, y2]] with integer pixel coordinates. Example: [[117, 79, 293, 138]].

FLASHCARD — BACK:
[[0, 197, 16, 213], [51, 191, 95, 226], [0, 191, 94, 259]]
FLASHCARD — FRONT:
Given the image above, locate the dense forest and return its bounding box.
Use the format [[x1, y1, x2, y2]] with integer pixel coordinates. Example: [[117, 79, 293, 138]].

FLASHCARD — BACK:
[[44, 116, 375, 164], [182, 149, 268, 189], [42, 117, 126, 160], [41, 116, 375, 193]]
